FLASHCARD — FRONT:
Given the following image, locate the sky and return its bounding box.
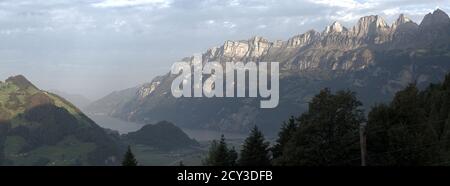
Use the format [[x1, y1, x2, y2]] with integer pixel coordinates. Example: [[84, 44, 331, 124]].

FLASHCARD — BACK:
[[0, 0, 449, 100]]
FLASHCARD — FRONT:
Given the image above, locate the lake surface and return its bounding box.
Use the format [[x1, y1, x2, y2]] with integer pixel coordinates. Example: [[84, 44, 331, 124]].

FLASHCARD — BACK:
[[88, 115, 246, 141], [88, 114, 145, 134]]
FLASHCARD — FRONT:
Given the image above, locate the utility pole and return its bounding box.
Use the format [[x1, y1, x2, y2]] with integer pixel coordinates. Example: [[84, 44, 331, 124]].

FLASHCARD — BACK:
[[360, 123, 367, 166]]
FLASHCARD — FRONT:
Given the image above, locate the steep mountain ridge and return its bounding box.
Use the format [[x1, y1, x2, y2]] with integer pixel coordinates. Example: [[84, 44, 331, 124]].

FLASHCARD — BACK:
[[0, 75, 122, 165]]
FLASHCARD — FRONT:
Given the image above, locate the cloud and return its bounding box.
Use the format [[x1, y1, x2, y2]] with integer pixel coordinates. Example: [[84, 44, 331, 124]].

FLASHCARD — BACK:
[[310, 0, 377, 9], [383, 7, 401, 16], [92, 0, 172, 8], [223, 21, 237, 29]]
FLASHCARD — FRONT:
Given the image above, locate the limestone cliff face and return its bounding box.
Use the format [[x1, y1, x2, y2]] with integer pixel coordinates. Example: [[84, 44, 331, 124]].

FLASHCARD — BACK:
[[286, 30, 320, 48], [204, 36, 272, 62], [199, 13, 424, 72], [200, 10, 449, 74]]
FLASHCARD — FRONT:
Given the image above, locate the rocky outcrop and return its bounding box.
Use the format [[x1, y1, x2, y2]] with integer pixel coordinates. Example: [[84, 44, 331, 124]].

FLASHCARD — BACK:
[[324, 22, 346, 34], [420, 9, 450, 29], [418, 9, 450, 46]]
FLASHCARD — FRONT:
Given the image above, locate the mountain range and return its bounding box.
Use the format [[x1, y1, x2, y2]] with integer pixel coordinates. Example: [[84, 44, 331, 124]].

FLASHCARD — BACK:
[[86, 9, 450, 134]]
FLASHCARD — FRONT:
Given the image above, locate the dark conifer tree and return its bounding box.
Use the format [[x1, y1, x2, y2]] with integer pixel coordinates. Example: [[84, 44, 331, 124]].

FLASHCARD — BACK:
[[122, 146, 138, 166], [204, 135, 237, 166], [228, 147, 238, 166], [239, 126, 271, 166], [272, 116, 298, 164]]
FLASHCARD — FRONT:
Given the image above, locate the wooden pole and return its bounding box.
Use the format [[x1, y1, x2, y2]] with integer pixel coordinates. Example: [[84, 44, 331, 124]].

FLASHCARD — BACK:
[[360, 123, 367, 166]]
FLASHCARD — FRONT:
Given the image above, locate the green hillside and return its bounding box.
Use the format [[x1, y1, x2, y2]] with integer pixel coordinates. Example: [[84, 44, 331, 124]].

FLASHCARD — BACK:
[[0, 75, 122, 165]]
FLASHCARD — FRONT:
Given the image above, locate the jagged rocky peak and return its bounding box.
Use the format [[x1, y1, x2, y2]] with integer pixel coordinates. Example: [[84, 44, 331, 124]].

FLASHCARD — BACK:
[[420, 8, 450, 28], [397, 14, 412, 24], [351, 15, 389, 37], [391, 14, 418, 39], [392, 14, 415, 29], [324, 21, 346, 34], [287, 29, 319, 48]]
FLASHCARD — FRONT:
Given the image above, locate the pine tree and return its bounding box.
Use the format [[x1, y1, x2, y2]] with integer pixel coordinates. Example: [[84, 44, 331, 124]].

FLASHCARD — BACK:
[[272, 116, 298, 164], [122, 146, 138, 166], [228, 147, 238, 166], [239, 126, 271, 166], [203, 135, 237, 166]]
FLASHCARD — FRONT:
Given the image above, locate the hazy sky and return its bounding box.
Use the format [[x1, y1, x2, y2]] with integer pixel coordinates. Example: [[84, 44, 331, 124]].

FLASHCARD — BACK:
[[0, 0, 449, 100]]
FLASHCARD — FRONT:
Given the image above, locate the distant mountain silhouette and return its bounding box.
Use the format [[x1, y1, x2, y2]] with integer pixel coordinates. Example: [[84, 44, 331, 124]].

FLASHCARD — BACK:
[[49, 90, 91, 110]]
